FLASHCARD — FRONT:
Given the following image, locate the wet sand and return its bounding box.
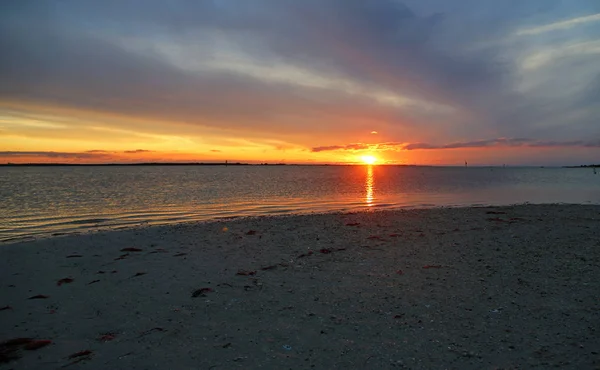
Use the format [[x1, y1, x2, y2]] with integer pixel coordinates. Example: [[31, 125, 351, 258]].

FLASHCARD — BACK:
[[1, 204, 599, 369]]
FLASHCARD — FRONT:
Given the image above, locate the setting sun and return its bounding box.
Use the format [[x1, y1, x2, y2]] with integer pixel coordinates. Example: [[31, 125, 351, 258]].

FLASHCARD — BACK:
[[361, 155, 377, 165]]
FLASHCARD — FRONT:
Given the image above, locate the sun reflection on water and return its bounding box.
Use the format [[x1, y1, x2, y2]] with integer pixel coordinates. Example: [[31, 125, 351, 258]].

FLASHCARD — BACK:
[[365, 165, 374, 206]]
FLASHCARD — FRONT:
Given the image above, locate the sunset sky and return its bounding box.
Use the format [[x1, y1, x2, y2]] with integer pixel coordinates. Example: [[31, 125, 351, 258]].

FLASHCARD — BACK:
[[1, 0, 599, 165]]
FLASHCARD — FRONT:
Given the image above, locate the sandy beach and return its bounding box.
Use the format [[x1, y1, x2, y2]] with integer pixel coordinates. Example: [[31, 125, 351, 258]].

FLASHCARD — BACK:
[[1, 204, 599, 369]]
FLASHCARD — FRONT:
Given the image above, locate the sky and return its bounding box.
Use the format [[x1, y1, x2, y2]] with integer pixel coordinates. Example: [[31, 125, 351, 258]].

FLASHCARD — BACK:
[[1, 0, 599, 165]]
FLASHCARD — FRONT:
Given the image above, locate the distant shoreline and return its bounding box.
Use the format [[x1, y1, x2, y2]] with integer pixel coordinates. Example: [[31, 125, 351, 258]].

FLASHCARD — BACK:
[[0, 163, 595, 167]]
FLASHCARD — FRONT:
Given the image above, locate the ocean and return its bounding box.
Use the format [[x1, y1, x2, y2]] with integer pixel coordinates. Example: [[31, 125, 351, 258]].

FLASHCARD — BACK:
[[1, 165, 598, 242]]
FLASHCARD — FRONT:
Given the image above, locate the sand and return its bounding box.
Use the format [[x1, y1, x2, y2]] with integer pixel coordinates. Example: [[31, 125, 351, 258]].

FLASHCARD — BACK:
[[1, 204, 599, 369]]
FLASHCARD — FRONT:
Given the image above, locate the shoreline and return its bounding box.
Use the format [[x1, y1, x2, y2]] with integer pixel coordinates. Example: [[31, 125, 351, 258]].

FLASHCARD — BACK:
[[3, 201, 598, 246], [1, 204, 599, 368]]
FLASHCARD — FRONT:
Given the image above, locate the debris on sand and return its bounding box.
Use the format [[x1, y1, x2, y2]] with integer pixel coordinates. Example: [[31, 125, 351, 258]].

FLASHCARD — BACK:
[[0, 338, 52, 364], [236, 270, 257, 276], [121, 247, 142, 252], [57, 277, 74, 286], [68, 350, 93, 359], [297, 251, 314, 258], [28, 295, 50, 300], [98, 333, 117, 342], [192, 288, 214, 297], [24, 340, 52, 350]]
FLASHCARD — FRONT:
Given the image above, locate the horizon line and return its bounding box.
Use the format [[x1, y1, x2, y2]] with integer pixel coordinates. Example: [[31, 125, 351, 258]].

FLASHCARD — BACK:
[[1, 162, 598, 168]]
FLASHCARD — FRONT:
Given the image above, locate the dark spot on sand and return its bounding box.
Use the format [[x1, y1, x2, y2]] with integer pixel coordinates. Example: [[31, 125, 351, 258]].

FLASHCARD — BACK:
[[0, 338, 30, 364], [0, 306, 12, 311], [87, 280, 100, 285], [98, 333, 117, 342], [68, 350, 93, 359], [236, 270, 256, 276], [139, 327, 166, 337], [246, 230, 257, 235], [297, 251, 314, 258], [57, 278, 74, 286], [133, 272, 146, 277], [2, 338, 32, 347], [486, 211, 506, 215], [0, 338, 52, 364], [24, 340, 52, 350], [28, 295, 49, 300], [121, 247, 142, 252], [192, 288, 214, 297], [66, 255, 82, 258], [261, 265, 278, 271], [423, 265, 443, 269], [173, 253, 187, 257], [345, 222, 360, 226]]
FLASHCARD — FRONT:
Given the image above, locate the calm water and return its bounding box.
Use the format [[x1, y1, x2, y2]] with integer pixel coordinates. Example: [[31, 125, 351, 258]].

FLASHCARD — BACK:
[[1, 165, 599, 242]]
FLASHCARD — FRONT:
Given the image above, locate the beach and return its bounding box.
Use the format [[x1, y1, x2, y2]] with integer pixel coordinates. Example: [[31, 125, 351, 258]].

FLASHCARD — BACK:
[[1, 204, 599, 369]]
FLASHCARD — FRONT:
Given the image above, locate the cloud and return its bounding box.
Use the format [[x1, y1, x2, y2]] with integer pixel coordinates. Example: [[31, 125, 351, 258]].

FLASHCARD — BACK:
[[515, 12, 600, 36], [312, 138, 600, 152], [0, 151, 111, 159], [0, 149, 158, 161], [311, 144, 370, 153], [0, 1, 503, 135], [123, 149, 154, 154]]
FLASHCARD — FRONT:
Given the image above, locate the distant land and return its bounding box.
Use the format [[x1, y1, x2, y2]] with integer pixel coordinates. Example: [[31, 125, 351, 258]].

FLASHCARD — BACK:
[[564, 164, 600, 168], [1, 162, 597, 167], [1, 162, 258, 167]]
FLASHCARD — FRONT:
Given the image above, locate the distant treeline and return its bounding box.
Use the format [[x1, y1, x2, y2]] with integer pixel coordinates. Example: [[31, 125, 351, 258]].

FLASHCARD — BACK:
[[564, 164, 600, 168], [0, 162, 258, 167]]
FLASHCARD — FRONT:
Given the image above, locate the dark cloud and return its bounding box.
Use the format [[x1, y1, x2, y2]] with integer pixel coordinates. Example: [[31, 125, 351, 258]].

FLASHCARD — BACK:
[[0, 151, 110, 159], [0, 149, 157, 162], [312, 144, 369, 152], [123, 149, 154, 154], [312, 138, 600, 152]]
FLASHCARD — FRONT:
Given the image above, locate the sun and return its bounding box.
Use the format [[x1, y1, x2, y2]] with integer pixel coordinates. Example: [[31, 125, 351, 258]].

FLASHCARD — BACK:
[[361, 155, 377, 165]]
